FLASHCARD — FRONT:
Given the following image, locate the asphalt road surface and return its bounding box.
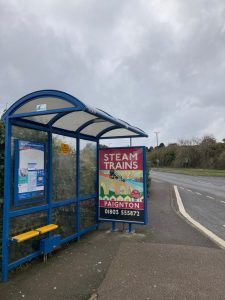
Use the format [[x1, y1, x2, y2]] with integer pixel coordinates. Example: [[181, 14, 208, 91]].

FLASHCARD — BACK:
[[151, 170, 225, 242]]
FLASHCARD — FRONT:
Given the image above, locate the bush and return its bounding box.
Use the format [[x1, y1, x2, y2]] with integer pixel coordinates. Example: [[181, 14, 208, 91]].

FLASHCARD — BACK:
[[148, 135, 225, 170]]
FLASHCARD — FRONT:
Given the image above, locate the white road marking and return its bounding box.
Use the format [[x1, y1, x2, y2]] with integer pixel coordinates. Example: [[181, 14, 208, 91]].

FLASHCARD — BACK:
[[206, 196, 215, 200], [187, 189, 192, 192], [195, 192, 202, 196], [174, 185, 225, 250], [221, 201, 225, 204], [223, 225, 225, 228], [179, 187, 184, 190]]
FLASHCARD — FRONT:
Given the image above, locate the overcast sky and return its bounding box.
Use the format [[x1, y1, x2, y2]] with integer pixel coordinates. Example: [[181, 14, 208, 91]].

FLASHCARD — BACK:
[[0, 0, 225, 147]]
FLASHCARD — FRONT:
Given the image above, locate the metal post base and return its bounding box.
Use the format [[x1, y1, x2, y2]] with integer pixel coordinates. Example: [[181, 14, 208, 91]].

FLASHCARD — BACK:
[[111, 222, 119, 232], [43, 254, 48, 262], [126, 223, 135, 234]]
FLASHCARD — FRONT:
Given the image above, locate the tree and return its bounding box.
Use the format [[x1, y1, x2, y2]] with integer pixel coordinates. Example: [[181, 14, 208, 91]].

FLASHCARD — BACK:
[[216, 151, 225, 169], [100, 144, 108, 148], [158, 142, 165, 148], [199, 135, 217, 168], [147, 135, 224, 169]]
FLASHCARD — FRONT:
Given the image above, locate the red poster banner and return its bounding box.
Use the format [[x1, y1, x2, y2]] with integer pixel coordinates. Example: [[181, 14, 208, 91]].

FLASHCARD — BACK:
[[99, 147, 146, 223], [100, 147, 143, 170]]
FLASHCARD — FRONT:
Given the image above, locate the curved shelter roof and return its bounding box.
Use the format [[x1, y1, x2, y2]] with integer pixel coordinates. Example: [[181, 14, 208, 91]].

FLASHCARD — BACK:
[[3, 90, 148, 140]]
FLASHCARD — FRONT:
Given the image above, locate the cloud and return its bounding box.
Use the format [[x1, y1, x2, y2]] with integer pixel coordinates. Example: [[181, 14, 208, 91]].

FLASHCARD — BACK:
[[0, 0, 225, 147]]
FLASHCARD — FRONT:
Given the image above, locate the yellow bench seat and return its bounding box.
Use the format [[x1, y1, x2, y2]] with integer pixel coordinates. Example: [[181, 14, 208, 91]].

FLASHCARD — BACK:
[[11, 230, 39, 243], [11, 224, 59, 243], [35, 224, 58, 234]]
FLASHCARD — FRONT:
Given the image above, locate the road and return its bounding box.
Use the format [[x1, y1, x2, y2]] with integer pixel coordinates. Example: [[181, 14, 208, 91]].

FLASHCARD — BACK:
[[151, 170, 225, 242]]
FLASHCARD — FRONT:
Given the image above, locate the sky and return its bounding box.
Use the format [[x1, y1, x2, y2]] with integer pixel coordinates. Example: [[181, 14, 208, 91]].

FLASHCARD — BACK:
[[0, 0, 225, 147]]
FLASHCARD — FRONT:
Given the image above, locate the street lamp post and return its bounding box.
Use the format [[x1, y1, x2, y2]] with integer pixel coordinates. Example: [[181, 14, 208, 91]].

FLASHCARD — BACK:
[[154, 131, 160, 168]]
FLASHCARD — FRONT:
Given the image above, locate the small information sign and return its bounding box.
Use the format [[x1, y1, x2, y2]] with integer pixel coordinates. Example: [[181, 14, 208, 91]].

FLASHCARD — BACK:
[[36, 104, 46, 111], [61, 143, 70, 155]]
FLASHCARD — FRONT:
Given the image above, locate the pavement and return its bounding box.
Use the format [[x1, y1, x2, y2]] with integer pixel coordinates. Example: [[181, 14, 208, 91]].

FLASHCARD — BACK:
[[0, 180, 225, 299], [98, 243, 225, 300]]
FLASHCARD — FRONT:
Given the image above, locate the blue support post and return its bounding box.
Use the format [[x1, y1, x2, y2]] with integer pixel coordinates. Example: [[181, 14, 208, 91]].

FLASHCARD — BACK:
[[128, 223, 135, 233], [47, 129, 53, 232], [2, 120, 12, 282], [143, 147, 148, 225], [76, 138, 80, 240], [96, 141, 99, 229], [111, 222, 118, 232]]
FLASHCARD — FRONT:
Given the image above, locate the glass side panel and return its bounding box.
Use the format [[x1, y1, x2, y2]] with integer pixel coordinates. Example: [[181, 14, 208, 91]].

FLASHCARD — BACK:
[[52, 134, 76, 201], [9, 211, 48, 263], [80, 140, 97, 197], [80, 198, 96, 230], [52, 204, 76, 239], [12, 125, 48, 143]]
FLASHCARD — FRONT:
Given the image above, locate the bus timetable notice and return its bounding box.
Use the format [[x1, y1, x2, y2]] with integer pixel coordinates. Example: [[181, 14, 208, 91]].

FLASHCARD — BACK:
[[99, 147, 147, 224]]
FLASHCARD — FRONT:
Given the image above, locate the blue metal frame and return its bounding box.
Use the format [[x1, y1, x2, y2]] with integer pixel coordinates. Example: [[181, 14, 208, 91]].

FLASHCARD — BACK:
[[3, 90, 86, 120], [10, 107, 77, 119], [143, 146, 148, 225], [2, 119, 12, 282], [76, 138, 80, 239], [1, 127, 99, 282], [11, 118, 100, 142], [47, 129, 53, 233], [1, 90, 148, 282], [96, 141, 100, 228]]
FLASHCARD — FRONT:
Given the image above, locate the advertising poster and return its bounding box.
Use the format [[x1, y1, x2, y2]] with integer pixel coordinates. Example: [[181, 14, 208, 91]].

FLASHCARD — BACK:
[[15, 140, 45, 203], [99, 147, 146, 223]]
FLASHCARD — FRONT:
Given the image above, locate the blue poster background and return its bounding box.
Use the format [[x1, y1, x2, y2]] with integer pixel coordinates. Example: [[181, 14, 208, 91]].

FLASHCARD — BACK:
[[14, 140, 46, 206]]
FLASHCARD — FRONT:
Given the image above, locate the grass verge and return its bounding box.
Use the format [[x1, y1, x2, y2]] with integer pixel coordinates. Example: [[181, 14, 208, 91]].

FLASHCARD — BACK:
[[151, 168, 225, 177]]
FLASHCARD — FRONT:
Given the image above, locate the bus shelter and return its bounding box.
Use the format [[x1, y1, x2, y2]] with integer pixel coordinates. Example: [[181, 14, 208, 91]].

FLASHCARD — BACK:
[[2, 90, 148, 282]]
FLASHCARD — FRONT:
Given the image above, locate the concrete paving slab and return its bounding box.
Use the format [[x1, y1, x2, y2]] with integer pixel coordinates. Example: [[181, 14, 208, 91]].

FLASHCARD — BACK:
[[98, 242, 225, 300]]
